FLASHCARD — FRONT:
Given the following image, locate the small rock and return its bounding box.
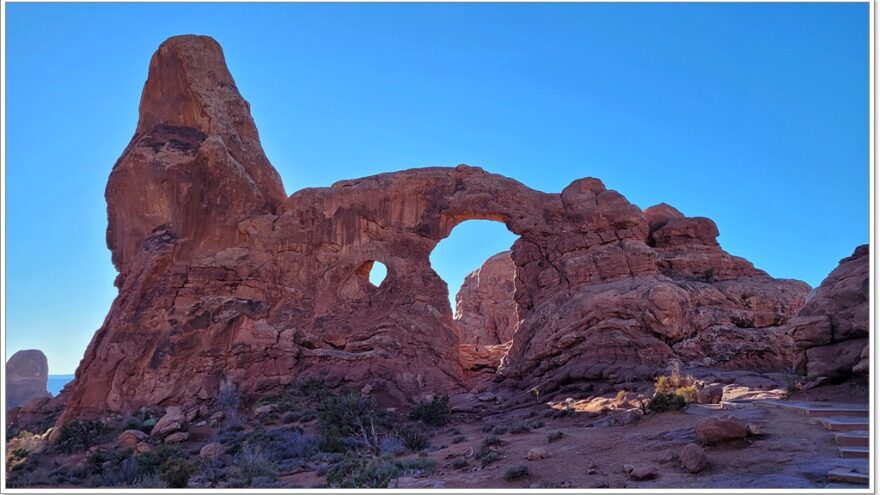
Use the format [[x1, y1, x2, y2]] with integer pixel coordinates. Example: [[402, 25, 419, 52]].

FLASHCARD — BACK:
[[680, 443, 708, 474], [801, 376, 830, 390], [136, 442, 152, 454], [185, 408, 199, 422], [477, 392, 496, 402], [208, 411, 225, 426], [41, 427, 56, 442], [623, 464, 634, 474], [117, 429, 149, 449], [200, 442, 224, 458], [48, 427, 61, 444], [695, 416, 748, 445], [195, 420, 207, 427], [253, 404, 278, 416], [587, 462, 598, 474], [629, 465, 657, 481], [747, 423, 762, 436], [164, 432, 190, 444], [527, 447, 548, 460]]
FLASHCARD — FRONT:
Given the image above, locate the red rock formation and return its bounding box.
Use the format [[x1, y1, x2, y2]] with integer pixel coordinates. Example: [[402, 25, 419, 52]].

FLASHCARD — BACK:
[[6, 350, 50, 409], [454, 251, 517, 345], [58, 35, 811, 422], [786, 245, 869, 379]]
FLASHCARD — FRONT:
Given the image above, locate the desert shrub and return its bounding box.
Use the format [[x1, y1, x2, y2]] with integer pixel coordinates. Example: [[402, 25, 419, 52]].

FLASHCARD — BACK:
[[492, 425, 509, 435], [648, 392, 686, 412], [283, 412, 301, 423], [508, 419, 530, 434], [326, 453, 436, 488], [409, 395, 451, 426], [528, 420, 546, 429], [394, 425, 428, 452], [451, 435, 466, 444], [128, 473, 168, 488], [654, 368, 695, 394], [615, 389, 628, 401], [317, 391, 379, 452], [160, 460, 195, 488], [379, 434, 405, 456], [230, 444, 277, 487], [450, 457, 468, 469], [297, 377, 327, 398], [675, 385, 699, 404], [10, 448, 30, 460], [482, 435, 503, 448], [703, 268, 716, 283], [546, 431, 564, 443], [218, 380, 241, 426], [123, 407, 158, 434], [476, 444, 503, 467], [55, 419, 110, 453], [504, 464, 530, 481], [134, 444, 190, 487]]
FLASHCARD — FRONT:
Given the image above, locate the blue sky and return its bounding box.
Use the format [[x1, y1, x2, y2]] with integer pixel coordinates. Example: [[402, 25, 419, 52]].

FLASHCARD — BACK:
[[5, 3, 869, 373]]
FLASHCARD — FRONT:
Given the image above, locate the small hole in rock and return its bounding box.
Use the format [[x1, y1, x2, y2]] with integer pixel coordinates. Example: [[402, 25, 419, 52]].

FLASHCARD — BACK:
[[368, 261, 388, 287]]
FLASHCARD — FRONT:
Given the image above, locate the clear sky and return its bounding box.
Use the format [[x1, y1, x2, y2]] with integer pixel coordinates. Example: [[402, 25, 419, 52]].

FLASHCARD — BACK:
[[5, 3, 869, 373]]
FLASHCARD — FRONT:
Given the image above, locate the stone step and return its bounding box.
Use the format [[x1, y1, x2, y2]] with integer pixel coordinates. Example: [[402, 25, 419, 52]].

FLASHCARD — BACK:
[[839, 447, 869, 459], [827, 467, 869, 485], [819, 417, 871, 432], [835, 431, 869, 447], [755, 400, 869, 417]]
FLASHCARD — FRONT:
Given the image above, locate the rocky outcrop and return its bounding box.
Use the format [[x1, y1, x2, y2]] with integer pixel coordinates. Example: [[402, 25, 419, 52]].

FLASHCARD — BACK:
[[454, 251, 517, 345], [6, 350, 50, 409], [786, 245, 869, 379], [58, 35, 811, 423]]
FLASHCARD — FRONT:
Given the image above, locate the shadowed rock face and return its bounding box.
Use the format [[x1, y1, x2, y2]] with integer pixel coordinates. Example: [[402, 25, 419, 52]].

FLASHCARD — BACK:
[[786, 245, 869, 379], [454, 251, 518, 345], [59, 35, 811, 422], [6, 350, 50, 409]]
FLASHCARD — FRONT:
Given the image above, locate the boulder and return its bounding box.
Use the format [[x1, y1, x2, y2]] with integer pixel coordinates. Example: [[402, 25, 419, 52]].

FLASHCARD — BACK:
[[679, 443, 708, 473], [629, 465, 658, 481], [163, 432, 190, 444], [695, 416, 748, 445], [527, 448, 548, 460], [117, 429, 149, 449], [697, 384, 723, 404], [150, 406, 187, 438], [6, 350, 50, 409], [200, 442, 224, 458]]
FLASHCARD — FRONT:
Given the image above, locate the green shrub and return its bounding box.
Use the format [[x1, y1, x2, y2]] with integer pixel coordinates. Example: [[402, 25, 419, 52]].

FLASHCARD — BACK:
[[450, 457, 468, 469], [648, 392, 686, 412], [297, 377, 327, 398], [408, 395, 451, 426], [546, 431, 564, 443], [326, 453, 434, 488], [394, 426, 428, 452], [317, 391, 378, 452], [123, 407, 157, 434], [504, 464, 530, 481], [55, 420, 110, 453], [232, 444, 277, 487], [160, 459, 195, 488], [451, 435, 466, 444]]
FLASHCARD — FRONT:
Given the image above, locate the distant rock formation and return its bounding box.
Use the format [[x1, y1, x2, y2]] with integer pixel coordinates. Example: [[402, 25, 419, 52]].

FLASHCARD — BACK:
[[454, 251, 517, 345], [786, 245, 869, 379], [6, 350, 50, 409], [58, 35, 812, 423]]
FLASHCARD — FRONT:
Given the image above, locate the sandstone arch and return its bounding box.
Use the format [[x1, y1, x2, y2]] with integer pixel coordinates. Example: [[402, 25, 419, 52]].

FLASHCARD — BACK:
[[58, 35, 811, 423]]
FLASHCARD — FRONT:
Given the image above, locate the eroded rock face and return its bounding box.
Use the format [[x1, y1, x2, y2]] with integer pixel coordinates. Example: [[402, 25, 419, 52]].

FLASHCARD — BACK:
[[454, 251, 517, 345], [59, 35, 811, 422], [786, 245, 869, 379], [6, 350, 50, 409]]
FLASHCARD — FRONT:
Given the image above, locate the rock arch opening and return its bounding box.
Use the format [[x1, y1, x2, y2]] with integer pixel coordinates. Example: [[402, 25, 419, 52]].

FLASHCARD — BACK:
[[367, 261, 388, 287], [429, 219, 519, 345]]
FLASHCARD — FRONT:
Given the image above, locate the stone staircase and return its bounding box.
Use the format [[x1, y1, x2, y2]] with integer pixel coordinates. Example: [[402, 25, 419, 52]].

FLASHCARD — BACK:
[[755, 400, 870, 486]]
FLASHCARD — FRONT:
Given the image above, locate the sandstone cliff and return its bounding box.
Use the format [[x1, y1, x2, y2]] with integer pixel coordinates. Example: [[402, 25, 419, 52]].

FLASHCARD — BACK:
[[786, 244, 869, 379], [454, 251, 517, 345]]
